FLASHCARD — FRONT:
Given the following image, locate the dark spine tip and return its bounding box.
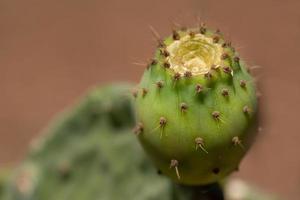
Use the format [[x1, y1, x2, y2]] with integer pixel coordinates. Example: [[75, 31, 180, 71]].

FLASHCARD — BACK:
[[212, 111, 220, 120], [172, 30, 180, 40], [247, 67, 251, 73], [157, 39, 166, 48], [142, 88, 148, 97], [132, 90, 138, 98], [200, 27, 206, 34], [146, 64, 151, 70], [234, 56, 240, 63], [240, 80, 246, 88], [204, 71, 213, 79], [221, 53, 229, 60], [160, 49, 169, 57], [156, 81, 164, 89], [189, 31, 195, 38], [133, 122, 144, 135], [159, 117, 167, 127], [184, 71, 192, 78], [195, 84, 203, 93], [235, 166, 240, 171], [199, 22, 206, 34], [147, 59, 157, 69], [213, 36, 220, 43], [173, 72, 181, 81], [212, 168, 220, 174], [58, 162, 71, 179], [221, 88, 229, 97], [150, 59, 158, 66], [223, 66, 232, 74], [222, 42, 232, 48], [163, 61, 170, 69], [180, 102, 188, 112]]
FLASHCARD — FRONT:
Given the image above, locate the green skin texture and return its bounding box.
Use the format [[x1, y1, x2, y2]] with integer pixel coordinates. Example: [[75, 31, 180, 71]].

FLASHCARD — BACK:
[[136, 28, 258, 185]]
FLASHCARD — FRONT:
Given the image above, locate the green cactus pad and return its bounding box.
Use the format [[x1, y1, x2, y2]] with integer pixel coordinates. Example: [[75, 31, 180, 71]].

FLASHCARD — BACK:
[[135, 27, 258, 185]]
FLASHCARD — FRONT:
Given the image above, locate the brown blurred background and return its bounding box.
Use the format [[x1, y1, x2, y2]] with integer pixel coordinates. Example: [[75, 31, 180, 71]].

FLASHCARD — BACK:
[[0, 0, 299, 199]]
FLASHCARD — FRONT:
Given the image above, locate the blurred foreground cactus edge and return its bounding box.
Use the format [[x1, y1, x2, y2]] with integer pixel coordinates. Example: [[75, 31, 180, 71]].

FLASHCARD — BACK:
[[0, 25, 279, 200]]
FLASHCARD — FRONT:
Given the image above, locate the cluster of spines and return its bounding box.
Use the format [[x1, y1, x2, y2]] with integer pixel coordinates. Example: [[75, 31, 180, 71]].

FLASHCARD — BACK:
[[134, 24, 254, 180]]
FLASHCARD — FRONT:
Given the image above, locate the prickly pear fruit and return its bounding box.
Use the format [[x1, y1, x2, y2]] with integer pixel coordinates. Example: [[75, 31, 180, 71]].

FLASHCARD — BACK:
[[135, 25, 258, 185]]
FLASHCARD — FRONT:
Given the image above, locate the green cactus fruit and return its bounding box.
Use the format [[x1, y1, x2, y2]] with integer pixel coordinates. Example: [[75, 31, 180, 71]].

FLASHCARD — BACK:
[[135, 25, 258, 185]]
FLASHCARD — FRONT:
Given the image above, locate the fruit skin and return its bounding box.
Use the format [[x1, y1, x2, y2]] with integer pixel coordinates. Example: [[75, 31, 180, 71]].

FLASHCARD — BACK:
[[135, 27, 258, 185]]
